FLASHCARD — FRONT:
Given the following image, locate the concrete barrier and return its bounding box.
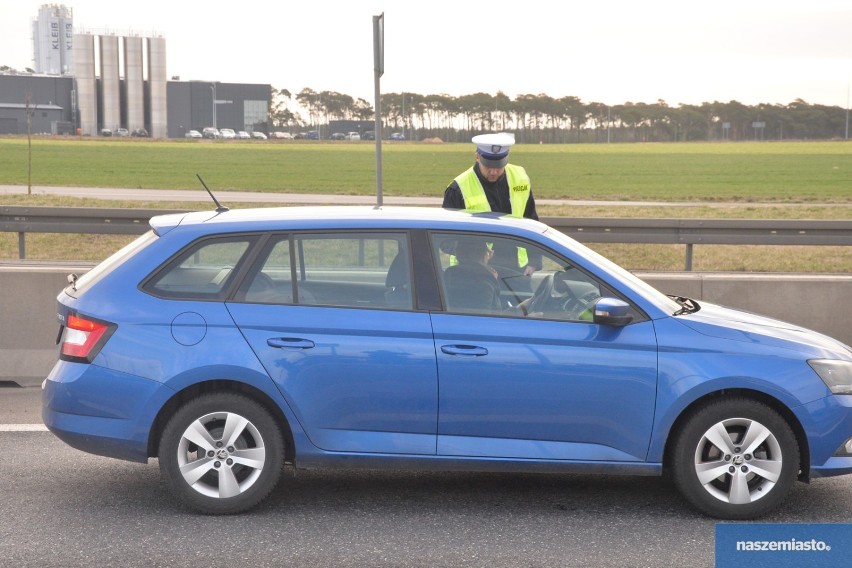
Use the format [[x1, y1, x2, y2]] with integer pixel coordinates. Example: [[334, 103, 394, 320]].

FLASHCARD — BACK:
[[637, 272, 851, 347], [2, 264, 850, 387], [1, 263, 95, 387]]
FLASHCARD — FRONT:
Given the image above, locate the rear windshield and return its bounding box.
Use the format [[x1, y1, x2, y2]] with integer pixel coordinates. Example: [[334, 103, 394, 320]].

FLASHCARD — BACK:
[[69, 231, 158, 294]]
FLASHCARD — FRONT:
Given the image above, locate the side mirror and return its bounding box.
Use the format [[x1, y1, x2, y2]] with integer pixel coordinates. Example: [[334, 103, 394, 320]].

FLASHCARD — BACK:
[[593, 297, 633, 327]]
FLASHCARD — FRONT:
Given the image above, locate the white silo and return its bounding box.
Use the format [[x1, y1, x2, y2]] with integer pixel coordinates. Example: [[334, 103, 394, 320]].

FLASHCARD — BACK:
[[33, 4, 74, 75], [99, 34, 121, 132], [73, 32, 97, 136], [147, 36, 168, 138], [124, 36, 145, 133]]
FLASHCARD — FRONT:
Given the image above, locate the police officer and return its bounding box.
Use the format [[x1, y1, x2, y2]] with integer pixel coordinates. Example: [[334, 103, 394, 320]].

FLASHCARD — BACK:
[[443, 132, 541, 275]]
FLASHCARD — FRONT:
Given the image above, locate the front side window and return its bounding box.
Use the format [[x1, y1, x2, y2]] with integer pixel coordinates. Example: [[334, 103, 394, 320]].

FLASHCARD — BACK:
[[431, 232, 635, 322]]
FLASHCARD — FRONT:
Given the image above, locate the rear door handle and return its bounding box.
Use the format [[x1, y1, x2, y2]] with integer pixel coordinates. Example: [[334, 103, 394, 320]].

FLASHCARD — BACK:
[[267, 338, 315, 350], [440, 345, 488, 357]]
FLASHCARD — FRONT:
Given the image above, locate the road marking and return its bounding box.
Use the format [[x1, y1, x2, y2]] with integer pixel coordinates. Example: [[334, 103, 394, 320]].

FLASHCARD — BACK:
[[0, 424, 48, 432]]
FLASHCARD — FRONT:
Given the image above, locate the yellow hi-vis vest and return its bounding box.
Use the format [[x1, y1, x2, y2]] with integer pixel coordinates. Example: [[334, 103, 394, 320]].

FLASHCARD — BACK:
[[454, 164, 531, 268], [454, 164, 531, 217]]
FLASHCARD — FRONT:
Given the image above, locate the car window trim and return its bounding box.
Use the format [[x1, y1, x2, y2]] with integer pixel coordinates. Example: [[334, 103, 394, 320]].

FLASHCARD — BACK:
[[140, 232, 263, 301]]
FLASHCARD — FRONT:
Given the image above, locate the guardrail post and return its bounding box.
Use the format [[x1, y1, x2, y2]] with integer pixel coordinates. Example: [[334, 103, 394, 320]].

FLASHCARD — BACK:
[[18, 232, 26, 260], [684, 244, 693, 271]]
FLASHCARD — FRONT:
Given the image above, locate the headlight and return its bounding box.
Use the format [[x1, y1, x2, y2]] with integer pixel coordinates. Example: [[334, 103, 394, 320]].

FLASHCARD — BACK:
[[809, 359, 852, 395]]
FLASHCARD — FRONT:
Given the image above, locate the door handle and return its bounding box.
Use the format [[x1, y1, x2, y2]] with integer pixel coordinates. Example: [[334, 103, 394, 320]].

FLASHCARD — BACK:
[[267, 338, 315, 349], [440, 344, 488, 357]]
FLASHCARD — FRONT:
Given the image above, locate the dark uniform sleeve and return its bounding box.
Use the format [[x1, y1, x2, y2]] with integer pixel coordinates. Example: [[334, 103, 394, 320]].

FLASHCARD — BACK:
[[524, 189, 539, 221], [442, 182, 466, 210], [523, 188, 542, 269]]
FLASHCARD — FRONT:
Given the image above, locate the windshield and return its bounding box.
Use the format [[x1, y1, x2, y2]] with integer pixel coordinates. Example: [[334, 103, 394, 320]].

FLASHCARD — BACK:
[[542, 227, 682, 314]]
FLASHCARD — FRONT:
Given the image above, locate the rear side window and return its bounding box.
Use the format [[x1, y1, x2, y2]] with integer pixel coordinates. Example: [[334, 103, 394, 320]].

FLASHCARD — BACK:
[[142, 236, 256, 300], [236, 232, 412, 310], [295, 233, 409, 309]]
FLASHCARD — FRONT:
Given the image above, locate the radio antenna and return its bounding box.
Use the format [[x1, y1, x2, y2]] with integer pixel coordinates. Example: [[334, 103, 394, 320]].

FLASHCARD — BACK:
[[196, 174, 229, 213]]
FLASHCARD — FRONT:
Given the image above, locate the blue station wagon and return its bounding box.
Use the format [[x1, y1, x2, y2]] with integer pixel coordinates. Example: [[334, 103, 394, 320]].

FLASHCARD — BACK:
[[43, 206, 852, 517]]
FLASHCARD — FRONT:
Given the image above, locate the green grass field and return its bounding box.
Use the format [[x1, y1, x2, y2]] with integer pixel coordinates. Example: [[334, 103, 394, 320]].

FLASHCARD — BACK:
[[1, 137, 850, 271], [1, 137, 850, 202]]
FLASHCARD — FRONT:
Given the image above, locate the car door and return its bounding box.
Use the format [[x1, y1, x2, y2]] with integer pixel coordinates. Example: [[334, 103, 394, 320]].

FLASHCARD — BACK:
[[429, 232, 658, 462], [227, 232, 438, 455]]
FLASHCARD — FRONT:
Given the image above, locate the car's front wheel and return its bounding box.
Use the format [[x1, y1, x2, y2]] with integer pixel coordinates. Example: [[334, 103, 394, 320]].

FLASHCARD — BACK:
[[670, 398, 799, 519], [159, 393, 284, 514]]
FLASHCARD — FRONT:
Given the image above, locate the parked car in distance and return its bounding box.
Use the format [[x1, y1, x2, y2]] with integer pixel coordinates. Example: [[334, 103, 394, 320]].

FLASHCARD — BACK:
[[269, 132, 293, 140], [390, 132, 405, 141], [346, 132, 361, 141], [99, 128, 112, 137], [219, 128, 237, 139], [236, 131, 251, 140], [329, 132, 346, 140], [361, 130, 376, 140], [202, 127, 220, 139], [305, 130, 319, 140], [115, 128, 130, 137], [43, 207, 852, 518], [250, 131, 267, 140], [131, 128, 149, 137], [185, 130, 202, 139]]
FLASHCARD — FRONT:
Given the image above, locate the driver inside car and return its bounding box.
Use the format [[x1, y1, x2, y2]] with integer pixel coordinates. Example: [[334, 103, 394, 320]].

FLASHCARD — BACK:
[[443, 238, 503, 313]]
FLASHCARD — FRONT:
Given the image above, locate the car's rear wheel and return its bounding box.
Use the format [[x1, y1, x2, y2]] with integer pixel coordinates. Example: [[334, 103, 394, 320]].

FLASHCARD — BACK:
[[670, 398, 799, 519], [159, 393, 284, 514]]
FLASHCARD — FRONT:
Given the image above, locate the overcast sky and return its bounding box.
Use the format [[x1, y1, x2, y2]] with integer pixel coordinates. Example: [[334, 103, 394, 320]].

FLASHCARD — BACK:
[[2, 0, 851, 107]]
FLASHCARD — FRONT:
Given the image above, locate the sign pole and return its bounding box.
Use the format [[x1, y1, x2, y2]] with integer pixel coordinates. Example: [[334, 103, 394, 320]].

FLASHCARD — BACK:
[[373, 13, 384, 208]]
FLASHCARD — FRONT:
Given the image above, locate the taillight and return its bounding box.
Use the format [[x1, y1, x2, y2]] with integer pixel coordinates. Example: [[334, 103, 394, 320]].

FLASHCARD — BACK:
[[60, 313, 116, 363]]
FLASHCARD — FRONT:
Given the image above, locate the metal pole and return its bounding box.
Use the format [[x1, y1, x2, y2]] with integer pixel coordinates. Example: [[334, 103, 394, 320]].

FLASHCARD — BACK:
[[373, 13, 384, 207], [607, 106, 611, 144], [210, 84, 216, 128], [26, 95, 32, 195], [374, 69, 383, 207], [18, 232, 26, 260], [685, 244, 693, 272]]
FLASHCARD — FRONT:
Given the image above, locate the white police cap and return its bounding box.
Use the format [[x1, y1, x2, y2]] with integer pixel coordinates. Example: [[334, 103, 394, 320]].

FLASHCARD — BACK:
[[472, 132, 515, 168]]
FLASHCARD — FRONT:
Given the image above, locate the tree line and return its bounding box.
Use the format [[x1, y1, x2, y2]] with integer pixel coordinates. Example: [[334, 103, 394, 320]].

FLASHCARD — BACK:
[[270, 88, 851, 143]]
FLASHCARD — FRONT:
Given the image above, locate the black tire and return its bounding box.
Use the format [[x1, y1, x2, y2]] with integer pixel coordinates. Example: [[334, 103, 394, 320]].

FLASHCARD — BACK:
[[159, 393, 284, 514], [670, 397, 799, 519]]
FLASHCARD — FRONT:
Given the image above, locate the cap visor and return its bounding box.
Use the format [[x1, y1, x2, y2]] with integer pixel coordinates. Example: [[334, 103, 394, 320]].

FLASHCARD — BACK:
[[479, 155, 508, 168]]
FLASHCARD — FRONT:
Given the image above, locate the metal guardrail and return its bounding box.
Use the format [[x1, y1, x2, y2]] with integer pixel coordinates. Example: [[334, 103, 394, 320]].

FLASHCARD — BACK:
[[3, 206, 851, 270], [541, 216, 852, 270], [1, 206, 183, 260]]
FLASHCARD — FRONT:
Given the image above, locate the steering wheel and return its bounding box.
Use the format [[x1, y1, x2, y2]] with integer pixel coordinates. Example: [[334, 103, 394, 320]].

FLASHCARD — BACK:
[[524, 273, 597, 320], [491, 262, 532, 298]]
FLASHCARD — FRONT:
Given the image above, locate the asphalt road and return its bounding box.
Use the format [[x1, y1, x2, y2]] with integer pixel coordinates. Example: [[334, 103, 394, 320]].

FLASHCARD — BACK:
[[3, 386, 852, 567]]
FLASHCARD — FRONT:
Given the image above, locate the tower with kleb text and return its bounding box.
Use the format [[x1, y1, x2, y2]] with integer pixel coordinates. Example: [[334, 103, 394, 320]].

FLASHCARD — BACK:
[[32, 4, 74, 75]]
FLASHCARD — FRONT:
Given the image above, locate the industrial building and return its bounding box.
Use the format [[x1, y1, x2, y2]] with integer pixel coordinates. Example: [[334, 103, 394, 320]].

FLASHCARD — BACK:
[[0, 4, 270, 138], [166, 81, 271, 139]]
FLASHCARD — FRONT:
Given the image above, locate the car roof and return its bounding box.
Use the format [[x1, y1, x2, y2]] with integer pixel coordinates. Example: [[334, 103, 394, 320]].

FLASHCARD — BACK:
[[150, 206, 549, 236]]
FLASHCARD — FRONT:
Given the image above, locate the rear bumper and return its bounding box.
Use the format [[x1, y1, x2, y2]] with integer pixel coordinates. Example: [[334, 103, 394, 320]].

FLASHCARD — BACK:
[[42, 360, 173, 463]]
